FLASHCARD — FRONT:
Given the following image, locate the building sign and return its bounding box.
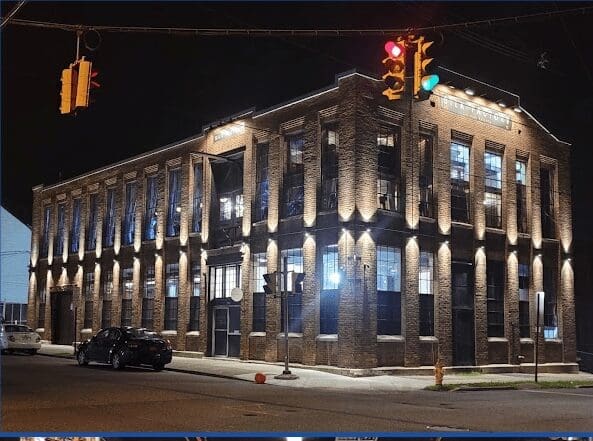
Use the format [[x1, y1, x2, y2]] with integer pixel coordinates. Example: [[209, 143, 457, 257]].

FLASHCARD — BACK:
[[214, 122, 245, 142], [440, 94, 512, 130]]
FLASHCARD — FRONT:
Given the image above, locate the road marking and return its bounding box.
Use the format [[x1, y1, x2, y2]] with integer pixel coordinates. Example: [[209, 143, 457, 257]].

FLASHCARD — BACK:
[[523, 389, 593, 398]]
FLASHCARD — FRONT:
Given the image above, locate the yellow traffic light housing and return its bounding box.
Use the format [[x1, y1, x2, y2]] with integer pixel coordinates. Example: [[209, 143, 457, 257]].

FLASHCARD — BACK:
[[414, 36, 435, 100], [59, 67, 76, 114], [382, 39, 406, 101], [75, 58, 92, 109]]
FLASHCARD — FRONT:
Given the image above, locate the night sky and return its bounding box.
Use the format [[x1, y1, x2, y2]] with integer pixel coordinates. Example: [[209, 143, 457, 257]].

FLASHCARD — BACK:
[[2, 1, 593, 243]]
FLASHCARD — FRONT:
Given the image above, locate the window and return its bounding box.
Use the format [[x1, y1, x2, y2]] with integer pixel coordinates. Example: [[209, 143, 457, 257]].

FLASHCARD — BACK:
[[320, 245, 339, 334], [219, 191, 243, 224], [487, 260, 505, 337], [377, 127, 401, 212], [283, 134, 304, 217], [540, 167, 555, 238], [419, 251, 434, 336], [54, 203, 65, 256], [209, 263, 241, 299], [252, 253, 267, 332], [192, 163, 203, 232], [166, 168, 181, 237], [165, 263, 179, 330], [86, 194, 98, 251], [281, 249, 303, 333], [516, 159, 528, 233], [253, 144, 269, 222], [142, 264, 155, 330], [122, 182, 137, 246], [321, 125, 338, 210], [419, 133, 434, 218], [518, 263, 530, 338], [484, 150, 502, 228], [102, 188, 116, 247], [121, 268, 133, 327], [189, 262, 201, 331], [102, 269, 113, 329], [37, 284, 47, 329], [543, 259, 558, 339], [70, 199, 81, 254], [451, 141, 471, 223], [377, 245, 401, 335], [83, 271, 94, 329], [144, 175, 158, 241], [41, 206, 51, 258]]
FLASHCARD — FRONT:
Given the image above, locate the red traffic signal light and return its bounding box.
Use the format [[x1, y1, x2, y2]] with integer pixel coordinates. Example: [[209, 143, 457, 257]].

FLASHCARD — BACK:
[[384, 41, 404, 58]]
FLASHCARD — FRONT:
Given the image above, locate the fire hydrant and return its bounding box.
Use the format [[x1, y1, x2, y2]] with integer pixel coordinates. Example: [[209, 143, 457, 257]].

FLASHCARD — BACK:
[[434, 359, 445, 387]]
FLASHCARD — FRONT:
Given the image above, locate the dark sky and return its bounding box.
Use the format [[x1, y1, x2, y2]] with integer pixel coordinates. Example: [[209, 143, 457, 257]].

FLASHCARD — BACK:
[[2, 1, 593, 240]]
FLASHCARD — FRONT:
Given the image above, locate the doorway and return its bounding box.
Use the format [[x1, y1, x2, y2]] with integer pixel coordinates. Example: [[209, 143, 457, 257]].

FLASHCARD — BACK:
[[50, 290, 74, 345], [212, 303, 241, 357], [452, 261, 475, 366]]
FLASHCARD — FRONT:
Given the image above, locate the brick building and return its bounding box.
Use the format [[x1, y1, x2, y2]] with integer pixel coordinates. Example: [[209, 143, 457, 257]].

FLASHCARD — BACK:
[[28, 70, 576, 370]]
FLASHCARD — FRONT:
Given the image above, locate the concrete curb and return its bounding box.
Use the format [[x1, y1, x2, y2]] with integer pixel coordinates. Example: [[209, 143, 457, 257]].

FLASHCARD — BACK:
[[453, 385, 518, 392]]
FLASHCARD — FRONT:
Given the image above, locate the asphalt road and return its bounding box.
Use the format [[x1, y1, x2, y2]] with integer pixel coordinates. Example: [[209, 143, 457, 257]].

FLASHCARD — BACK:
[[2, 354, 593, 432]]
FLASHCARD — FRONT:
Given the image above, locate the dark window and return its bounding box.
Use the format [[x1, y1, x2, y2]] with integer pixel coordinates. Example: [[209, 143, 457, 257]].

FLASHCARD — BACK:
[[484, 150, 502, 228], [41, 206, 51, 258], [121, 268, 133, 327], [192, 163, 203, 232], [70, 199, 81, 253], [543, 258, 558, 339], [487, 260, 505, 337], [253, 144, 269, 222], [280, 249, 303, 333], [252, 253, 266, 332], [122, 182, 137, 246], [189, 262, 201, 331], [377, 245, 402, 335], [54, 203, 65, 256], [320, 245, 339, 334], [166, 168, 181, 237], [164, 263, 179, 330], [103, 188, 116, 247], [37, 284, 47, 329], [451, 141, 471, 223], [321, 125, 338, 211], [419, 251, 434, 336], [518, 263, 530, 338], [144, 175, 158, 241], [540, 167, 555, 238], [83, 271, 94, 329], [516, 160, 528, 233], [419, 133, 434, 218], [86, 194, 98, 251], [283, 134, 304, 217], [377, 127, 401, 212], [142, 264, 155, 329], [102, 269, 113, 329]]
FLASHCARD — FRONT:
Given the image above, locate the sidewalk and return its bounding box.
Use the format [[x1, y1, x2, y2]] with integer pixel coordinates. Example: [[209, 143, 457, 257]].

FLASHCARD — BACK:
[[38, 343, 593, 392]]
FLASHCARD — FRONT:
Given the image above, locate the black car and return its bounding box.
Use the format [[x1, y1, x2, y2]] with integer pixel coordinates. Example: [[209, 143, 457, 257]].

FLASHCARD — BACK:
[[77, 327, 173, 371]]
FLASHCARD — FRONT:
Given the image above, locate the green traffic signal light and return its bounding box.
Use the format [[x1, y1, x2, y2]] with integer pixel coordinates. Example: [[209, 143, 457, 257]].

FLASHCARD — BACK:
[[421, 74, 440, 92]]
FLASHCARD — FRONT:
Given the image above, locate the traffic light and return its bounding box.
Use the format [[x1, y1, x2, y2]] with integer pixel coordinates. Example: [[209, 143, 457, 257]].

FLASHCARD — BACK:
[[59, 66, 76, 114], [413, 36, 439, 101], [292, 272, 305, 294], [75, 57, 93, 109], [382, 39, 406, 100], [263, 272, 278, 295]]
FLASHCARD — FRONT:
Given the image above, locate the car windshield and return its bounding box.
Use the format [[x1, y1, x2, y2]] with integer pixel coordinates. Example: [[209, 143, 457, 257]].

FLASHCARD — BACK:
[[124, 328, 158, 338]]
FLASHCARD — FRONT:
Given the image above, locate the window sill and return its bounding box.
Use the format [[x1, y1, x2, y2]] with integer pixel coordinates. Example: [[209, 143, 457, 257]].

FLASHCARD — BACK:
[[517, 232, 531, 238], [376, 209, 403, 217], [419, 216, 436, 223], [36, 328, 45, 333], [488, 337, 508, 343], [81, 328, 93, 334], [420, 336, 438, 342], [249, 331, 266, 337], [520, 338, 534, 343], [316, 334, 338, 341], [451, 221, 473, 229], [485, 227, 505, 235], [185, 331, 200, 337], [542, 238, 559, 243], [545, 338, 562, 343], [277, 332, 303, 339], [161, 330, 178, 336], [377, 335, 404, 342]]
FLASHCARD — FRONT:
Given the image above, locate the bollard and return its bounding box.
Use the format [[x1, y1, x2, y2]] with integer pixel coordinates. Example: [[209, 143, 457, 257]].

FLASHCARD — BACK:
[[255, 372, 267, 384]]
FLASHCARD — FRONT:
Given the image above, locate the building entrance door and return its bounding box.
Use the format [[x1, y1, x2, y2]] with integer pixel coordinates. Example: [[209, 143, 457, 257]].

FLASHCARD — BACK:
[[452, 261, 475, 366], [212, 303, 241, 357], [50, 290, 74, 345]]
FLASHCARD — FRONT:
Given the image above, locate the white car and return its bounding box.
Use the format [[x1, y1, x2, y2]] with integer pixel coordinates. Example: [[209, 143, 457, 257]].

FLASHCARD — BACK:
[[0, 324, 8, 351], [3, 324, 42, 354]]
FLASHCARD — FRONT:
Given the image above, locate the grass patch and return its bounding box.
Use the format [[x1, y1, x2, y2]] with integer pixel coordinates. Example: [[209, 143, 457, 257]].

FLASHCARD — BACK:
[[425, 380, 593, 391]]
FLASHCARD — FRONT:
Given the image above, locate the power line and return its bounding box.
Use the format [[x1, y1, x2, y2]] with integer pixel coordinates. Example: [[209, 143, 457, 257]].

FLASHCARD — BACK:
[[0, 0, 26, 30], [4, 6, 593, 36]]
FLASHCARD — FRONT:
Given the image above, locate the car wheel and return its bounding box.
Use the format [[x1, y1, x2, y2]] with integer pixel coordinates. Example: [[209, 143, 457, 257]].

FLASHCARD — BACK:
[[29, 349, 38, 355], [111, 351, 125, 370], [153, 362, 165, 371], [77, 349, 89, 366]]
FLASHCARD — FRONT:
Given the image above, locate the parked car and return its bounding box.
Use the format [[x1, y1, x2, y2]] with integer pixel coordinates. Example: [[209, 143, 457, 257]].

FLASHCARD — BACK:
[[3, 324, 42, 354], [0, 323, 8, 352], [77, 327, 173, 371]]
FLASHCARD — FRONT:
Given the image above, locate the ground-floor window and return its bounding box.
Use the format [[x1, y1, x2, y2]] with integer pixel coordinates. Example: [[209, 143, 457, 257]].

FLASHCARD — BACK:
[[518, 263, 530, 338], [101, 300, 112, 329], [121, 299, 132, 327], [189, 262, 201, 331], [84, 300, 93, 329], [419, 251, 434, 336], [487, 260, 505, 337], [377, 291, 401, 335], [543, 259, 558, 339], [320, 290, 338, 334], [252, 292, 266, 332]]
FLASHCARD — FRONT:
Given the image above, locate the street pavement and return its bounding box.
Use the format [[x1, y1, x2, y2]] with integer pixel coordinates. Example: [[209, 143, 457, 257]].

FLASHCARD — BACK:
[[2, 348, 593, 432]]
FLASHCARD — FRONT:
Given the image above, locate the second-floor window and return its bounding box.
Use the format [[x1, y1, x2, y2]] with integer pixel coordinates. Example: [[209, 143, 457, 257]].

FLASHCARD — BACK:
[[103, 188, 116, 247], [192, 163, 203, 233], [253, 144, 269, 222], [54, 203, 65, 256], [283, 134, 304, 217], [123, 182, 137, 246], [377, 127, 401, 212], [321, 125, 338, 210], [377, 245, 401, 335], [41, 206, 51, 258], [144, 175, 158, 241], [484, 150, 502, 228], [167, 168, 181, 237], [540, 166, 555, 238], [451, 141, 471, 223], [86, 194, 98, 251], [516, 159, 528, 233], [70, 198, 81, 254], [419, 132, 434, 218]]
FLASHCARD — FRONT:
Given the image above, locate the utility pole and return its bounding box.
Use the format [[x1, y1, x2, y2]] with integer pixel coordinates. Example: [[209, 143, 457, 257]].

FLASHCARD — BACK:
[[275, 255, 298, 379]]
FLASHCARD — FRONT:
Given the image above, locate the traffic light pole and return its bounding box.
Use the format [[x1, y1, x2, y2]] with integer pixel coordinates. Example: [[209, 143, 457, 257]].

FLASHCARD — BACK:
[[275, 255, 298, 380]]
